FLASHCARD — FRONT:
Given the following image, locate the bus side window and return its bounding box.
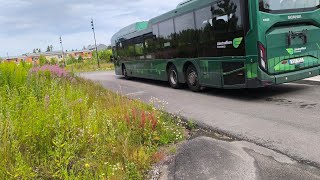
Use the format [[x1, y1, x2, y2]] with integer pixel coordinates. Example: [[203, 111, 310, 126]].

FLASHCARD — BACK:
[[144, 33, 157, 59], [135, 43, 144, 59], [174, 12, 197, 58], [212, 0, 242, 33], [121, 39, 135, 60], [195, 5, 216, 57], [158, 19, 175, 59], [195, 6, 215, 44], [116, 41, 125, 59]]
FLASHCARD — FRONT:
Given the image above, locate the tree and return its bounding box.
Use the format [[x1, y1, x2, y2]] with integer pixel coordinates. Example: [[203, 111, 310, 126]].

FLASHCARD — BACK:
[[66, 56, 76, 65], [46, 46, 51, 52], [39, 55, 47, 65], [50, 45, 53, 52], [99, 49, 113, 62], [78, 56, 83, 63], [50, 57, 58, 65], [33, 49, 36, 53]]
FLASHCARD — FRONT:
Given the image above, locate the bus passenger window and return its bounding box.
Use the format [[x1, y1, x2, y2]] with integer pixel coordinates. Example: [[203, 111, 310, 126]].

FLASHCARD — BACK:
[[212, 0, 242, 33]]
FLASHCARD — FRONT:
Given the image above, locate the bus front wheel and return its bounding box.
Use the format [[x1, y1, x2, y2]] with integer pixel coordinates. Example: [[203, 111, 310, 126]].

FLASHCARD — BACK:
[[186, 64, 201, 92], [122, 65, 130, 80], [168, 65, 182, 89]]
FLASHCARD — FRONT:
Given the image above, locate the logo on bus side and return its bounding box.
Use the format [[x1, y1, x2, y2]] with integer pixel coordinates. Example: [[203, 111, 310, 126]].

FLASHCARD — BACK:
[[286, 47, 307, 55], [217, 37, 243, 49], [233, 37, 243, 48]]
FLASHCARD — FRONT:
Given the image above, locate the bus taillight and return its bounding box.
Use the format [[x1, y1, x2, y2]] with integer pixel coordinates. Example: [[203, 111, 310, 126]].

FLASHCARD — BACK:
[[258, 42, 267, 70]]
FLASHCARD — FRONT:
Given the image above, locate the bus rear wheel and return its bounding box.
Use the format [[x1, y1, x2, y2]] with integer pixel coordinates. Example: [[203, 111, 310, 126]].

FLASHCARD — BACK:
[[168, 65, 182, 89], [186, 64, 201, 92]]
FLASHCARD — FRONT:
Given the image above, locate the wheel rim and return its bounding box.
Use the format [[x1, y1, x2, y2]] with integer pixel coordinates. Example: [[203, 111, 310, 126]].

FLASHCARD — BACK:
[[188, 70, 198, 86], [170, 70, 178, 85]]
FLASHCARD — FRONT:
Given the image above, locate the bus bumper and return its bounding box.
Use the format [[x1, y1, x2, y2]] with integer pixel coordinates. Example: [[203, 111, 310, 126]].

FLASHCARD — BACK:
[[253, 66, 320, 87]]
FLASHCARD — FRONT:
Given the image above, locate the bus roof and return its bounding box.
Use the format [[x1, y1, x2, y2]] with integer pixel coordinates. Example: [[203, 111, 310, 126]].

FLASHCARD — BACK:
[[111, 21, 151, 46]]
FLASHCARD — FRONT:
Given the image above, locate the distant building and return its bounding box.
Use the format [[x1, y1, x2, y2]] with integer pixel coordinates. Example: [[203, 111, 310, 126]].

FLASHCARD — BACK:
[[2, 56, 27, 63], [2, 49, 94, 64], [67, 50, 93, 59], [25, 50, 93, 63]]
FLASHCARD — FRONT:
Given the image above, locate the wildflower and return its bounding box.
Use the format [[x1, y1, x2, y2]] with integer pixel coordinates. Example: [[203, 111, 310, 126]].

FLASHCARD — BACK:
[[140, 111, 146, 129], [125, 114, 130, 125], [149, 112, 158, 130], [85, 163, 90, 168], [132, 108, 137, 121], [30, 65, 69, 78]]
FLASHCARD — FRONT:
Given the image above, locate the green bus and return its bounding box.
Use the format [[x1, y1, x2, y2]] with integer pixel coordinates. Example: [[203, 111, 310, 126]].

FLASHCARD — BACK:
[[111, 0, 320, 91]]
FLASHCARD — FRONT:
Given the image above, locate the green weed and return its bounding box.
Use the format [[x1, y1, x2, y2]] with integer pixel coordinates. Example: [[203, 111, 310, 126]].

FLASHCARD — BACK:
[[66, 60, 114, 73]]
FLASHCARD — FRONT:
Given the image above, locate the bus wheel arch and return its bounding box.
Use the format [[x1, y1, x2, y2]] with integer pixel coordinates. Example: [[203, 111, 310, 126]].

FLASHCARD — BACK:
[[167, 62, 182, 89]]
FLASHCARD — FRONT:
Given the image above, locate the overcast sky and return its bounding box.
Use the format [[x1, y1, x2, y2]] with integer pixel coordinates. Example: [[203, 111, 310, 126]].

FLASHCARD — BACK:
[[0, 0, 181, 57]]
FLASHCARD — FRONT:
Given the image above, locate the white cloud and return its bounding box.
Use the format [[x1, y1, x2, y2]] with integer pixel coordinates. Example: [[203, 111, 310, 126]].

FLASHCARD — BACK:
[[0, 0, 181, 57]]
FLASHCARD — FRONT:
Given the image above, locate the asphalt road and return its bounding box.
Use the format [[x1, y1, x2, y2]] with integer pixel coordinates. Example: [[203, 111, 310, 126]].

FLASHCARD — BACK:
[[165, 137, 320, 180], [81, 71, 320, 167]]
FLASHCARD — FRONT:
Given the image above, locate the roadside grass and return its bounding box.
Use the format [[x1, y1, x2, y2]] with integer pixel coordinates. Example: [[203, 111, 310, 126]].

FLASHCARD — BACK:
[[0, 62, 184, 179], [66, 60, 114, 73]]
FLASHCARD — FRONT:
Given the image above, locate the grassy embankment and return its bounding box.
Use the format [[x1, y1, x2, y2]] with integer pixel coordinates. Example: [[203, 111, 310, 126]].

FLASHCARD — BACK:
[[65, 60, 114, 73], [0, 62, 184, 179]]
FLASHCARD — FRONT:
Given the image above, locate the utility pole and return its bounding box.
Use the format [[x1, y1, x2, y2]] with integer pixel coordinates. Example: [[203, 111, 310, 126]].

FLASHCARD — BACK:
[[91, 18, 100, 68], [60, 36, 66, 67]]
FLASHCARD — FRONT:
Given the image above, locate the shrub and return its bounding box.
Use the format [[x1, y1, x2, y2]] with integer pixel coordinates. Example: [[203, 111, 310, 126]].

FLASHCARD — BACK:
[[39, 55, 48, 66], [78, 56, 83, 63], [50, 57, 58, 65]]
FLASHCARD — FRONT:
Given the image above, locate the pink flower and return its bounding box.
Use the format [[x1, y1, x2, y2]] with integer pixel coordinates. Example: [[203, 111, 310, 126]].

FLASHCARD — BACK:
[[30, 65, 69, 78]]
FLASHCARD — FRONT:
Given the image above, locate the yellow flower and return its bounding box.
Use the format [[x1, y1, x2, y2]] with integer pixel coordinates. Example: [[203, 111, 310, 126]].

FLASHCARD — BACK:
[[85, 163, 90, 168]]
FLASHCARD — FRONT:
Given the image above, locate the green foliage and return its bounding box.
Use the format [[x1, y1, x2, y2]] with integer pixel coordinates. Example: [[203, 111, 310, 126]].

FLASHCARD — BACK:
[[66, 55, 77, 65], [99, 49, 113, 62], [39, 55, 47, 66], [50, 58, 58, 65], [78, 56, 83, 63], [66, 61, 114, 72], [186, 120, 197, 130], [0, 62, 184, 179]]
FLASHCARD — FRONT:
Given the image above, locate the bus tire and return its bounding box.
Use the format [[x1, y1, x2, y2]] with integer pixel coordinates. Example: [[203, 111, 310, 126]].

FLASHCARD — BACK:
[[168, 65, 182, 89], [186, 64, 201, 92], [122, 65, 130, 80]]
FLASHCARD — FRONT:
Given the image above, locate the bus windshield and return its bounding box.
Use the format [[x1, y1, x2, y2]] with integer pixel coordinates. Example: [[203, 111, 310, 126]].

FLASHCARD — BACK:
[[260, 0, 320, 11]]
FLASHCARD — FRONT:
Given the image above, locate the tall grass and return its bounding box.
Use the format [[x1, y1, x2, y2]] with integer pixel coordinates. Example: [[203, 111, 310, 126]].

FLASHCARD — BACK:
[[0, 62, 184, 179], [66, 60, 114, 73]]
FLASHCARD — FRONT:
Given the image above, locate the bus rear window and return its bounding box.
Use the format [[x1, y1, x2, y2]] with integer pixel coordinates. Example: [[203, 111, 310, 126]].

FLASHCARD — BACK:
[[260, 0, 320, 12]]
